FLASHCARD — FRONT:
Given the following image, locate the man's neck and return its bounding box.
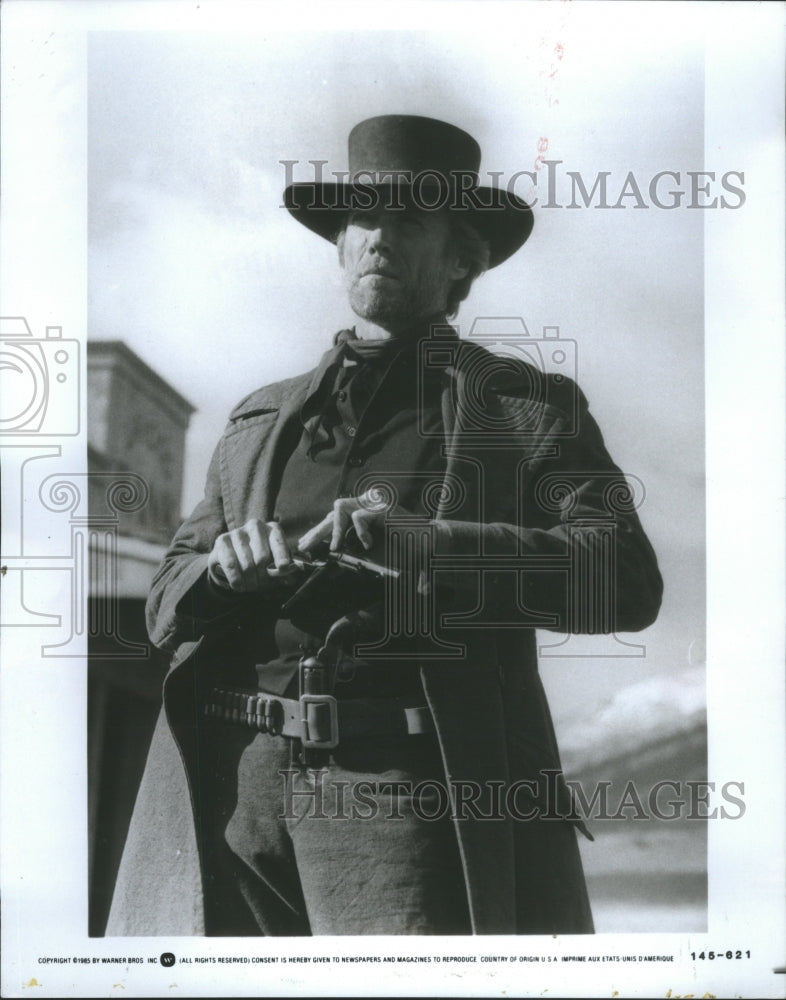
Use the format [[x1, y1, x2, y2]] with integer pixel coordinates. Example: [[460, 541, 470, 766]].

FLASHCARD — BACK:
[[353, 313, 447, 342], [353, 317, 395, 341]]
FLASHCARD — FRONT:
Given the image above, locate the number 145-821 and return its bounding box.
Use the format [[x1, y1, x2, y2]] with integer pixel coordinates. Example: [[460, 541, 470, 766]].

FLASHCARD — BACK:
[[690, 950, 750, 960]]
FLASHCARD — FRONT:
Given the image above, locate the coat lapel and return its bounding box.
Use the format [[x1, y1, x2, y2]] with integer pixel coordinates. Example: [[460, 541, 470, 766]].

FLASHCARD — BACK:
[[436, 341, 558, 529], [218, 349, 343, 529]]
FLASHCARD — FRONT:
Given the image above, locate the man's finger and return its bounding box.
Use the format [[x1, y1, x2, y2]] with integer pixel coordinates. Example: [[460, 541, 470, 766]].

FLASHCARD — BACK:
[[358, 487, 391, 513], [243, 520, 275, 589], [330, 498, 357, 552], [265, 520, 297, 576], [351, 508, 377, 550], [210, 534, 245, 590], [297, 511, 334, 553], [234, 529, 267, 590], [207, 554, 232, 590]]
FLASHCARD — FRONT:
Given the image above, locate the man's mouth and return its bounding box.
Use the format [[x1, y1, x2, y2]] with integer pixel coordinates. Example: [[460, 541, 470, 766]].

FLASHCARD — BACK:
[[360, 265, 399, 280]]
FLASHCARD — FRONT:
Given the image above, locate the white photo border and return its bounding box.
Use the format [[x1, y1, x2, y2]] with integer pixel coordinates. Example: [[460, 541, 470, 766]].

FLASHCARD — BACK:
[[1, 2, 784, 998]]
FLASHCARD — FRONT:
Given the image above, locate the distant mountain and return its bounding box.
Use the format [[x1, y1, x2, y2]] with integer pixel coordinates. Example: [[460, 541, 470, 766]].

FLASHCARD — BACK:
[[559, 667, 706, 781]]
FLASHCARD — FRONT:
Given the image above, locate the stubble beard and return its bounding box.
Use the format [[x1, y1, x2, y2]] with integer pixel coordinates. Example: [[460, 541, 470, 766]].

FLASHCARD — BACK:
[[348, 281, 415, 331], [346, 270, 450, 334]]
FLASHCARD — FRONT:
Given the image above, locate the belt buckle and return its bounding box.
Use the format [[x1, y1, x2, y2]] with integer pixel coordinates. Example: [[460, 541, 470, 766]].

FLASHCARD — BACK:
[[300, 693, 339, 750]]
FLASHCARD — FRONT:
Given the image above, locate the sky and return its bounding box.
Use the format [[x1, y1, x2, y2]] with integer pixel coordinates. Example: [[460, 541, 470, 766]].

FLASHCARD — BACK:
[[86, 14, 707, 720]]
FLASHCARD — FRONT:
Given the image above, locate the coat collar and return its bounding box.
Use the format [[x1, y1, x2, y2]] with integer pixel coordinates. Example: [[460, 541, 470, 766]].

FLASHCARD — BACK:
[[220, 332, 551, 529]]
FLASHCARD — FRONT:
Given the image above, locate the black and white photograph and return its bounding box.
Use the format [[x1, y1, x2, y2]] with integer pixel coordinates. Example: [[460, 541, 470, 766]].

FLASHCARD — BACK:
[[1, 1, 784, 997]]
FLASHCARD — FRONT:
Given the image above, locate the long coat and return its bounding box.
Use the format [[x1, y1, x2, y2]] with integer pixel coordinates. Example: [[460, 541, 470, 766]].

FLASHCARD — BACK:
[[107, 337, 663, 936]]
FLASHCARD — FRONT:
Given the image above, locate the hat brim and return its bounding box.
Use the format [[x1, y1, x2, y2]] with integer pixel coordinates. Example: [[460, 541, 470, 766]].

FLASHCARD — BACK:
[[283, 182, 534, 268]]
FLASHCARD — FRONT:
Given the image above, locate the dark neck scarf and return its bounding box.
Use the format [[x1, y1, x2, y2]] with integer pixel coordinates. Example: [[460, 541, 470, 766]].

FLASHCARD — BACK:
[[301, 319, 453, 459]]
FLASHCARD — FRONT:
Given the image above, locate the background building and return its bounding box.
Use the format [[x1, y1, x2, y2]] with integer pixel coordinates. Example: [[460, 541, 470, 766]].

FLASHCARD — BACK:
[[87, 340, 193, 936]]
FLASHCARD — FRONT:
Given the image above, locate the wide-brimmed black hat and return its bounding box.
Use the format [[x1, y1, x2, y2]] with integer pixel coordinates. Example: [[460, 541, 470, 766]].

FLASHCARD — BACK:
[[283, 115, 534, 267]]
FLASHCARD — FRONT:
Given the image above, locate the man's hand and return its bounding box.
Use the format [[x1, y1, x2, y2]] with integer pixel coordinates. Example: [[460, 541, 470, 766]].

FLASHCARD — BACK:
[[207, 519, 297, 593], [298, 490, 407, 554]]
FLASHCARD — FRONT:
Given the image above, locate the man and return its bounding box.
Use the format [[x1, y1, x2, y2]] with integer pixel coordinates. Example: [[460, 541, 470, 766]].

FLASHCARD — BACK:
[[108, 115, 663, 936]]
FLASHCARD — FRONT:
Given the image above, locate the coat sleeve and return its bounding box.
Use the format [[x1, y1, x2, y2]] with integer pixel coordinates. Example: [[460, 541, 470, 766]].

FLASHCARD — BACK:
[[431, 381, 663, 634], [145, 439, 251, 651]]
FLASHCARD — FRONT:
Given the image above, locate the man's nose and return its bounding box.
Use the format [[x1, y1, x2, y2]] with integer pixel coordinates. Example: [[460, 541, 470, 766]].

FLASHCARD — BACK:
[[366, 218, 396, 253]]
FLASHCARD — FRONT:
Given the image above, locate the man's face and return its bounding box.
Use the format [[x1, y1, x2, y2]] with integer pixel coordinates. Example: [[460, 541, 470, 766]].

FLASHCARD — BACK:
[[338, 203, 468, 332]]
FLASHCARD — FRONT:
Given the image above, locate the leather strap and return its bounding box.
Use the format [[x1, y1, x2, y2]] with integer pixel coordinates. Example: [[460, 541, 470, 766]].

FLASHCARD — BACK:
[[205, 687, 434, 748]]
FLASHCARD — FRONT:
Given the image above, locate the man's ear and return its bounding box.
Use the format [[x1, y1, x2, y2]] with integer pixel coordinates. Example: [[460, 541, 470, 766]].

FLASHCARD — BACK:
[[449, 256, 471, 280]]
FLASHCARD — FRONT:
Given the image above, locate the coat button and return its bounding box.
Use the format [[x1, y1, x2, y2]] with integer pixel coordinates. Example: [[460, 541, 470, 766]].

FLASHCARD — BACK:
[[346, 425, 356, 437], [337, 390, 348, 402], [348, 455, 364, 467]]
